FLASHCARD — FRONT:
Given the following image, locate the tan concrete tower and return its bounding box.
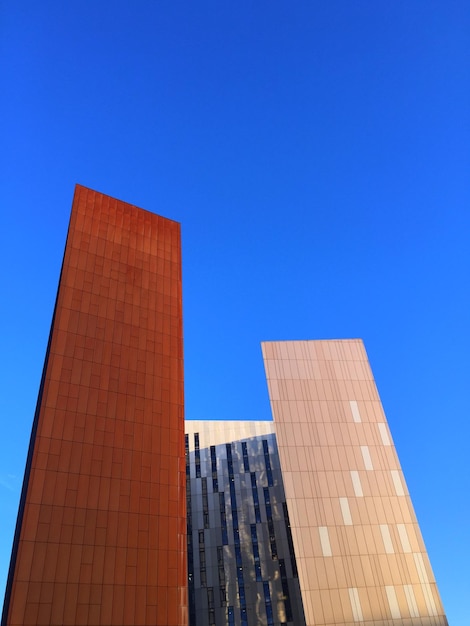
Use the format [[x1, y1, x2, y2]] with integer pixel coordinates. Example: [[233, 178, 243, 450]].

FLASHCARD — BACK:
[[262, 339, 447, 626]]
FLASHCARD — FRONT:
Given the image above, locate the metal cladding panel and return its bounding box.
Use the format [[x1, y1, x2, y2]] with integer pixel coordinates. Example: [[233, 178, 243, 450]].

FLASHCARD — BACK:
[[3, 186, 187, 626], [262, 339, 448, 626]]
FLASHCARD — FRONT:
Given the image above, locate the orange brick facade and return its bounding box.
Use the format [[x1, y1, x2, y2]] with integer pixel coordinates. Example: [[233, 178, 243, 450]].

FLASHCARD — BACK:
[[3, 186, 187, 625]]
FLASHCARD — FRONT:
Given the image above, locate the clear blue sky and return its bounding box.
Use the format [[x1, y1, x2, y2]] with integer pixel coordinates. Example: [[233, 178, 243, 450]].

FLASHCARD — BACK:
[[1, 2, 469, 623]]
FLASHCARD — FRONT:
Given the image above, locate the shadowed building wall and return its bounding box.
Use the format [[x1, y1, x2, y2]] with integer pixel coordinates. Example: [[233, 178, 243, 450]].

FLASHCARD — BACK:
[[2, 186, 187, 626], [184, 420, 306, 626], [262, 339, 447, 626]]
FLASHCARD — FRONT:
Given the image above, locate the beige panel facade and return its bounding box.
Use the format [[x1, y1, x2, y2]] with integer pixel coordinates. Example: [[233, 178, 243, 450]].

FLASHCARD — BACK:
[[262, 339, 447, 626]]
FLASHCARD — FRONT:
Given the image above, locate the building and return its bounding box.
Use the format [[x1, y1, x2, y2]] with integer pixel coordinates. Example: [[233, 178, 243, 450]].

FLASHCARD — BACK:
[[2, 186, 187, 626], [3, 187, 447, 625], [184, 420, 306, 626], [186, 339, 448, 626]]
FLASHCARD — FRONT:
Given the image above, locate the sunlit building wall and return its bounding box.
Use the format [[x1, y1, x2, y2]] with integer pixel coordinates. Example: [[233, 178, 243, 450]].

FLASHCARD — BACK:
[[2, 185, 448, 626], [2, 186, 187, 626], [262, 339, 447, 626]]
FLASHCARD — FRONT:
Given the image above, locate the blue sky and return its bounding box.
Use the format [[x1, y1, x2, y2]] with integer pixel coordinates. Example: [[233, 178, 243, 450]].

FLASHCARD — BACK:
[[1, 2, 469, 623]]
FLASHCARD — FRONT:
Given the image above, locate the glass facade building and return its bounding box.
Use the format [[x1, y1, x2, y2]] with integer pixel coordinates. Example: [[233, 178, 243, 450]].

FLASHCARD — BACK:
[[184, 421, 306, 626]]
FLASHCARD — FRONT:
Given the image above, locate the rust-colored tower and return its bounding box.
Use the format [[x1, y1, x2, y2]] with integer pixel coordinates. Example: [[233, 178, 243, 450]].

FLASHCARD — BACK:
[[2, 186, 187, 626]]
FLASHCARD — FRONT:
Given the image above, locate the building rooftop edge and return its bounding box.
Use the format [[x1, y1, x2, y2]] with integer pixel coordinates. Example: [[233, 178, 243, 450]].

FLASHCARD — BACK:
[[74, 183, 181, 226]]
